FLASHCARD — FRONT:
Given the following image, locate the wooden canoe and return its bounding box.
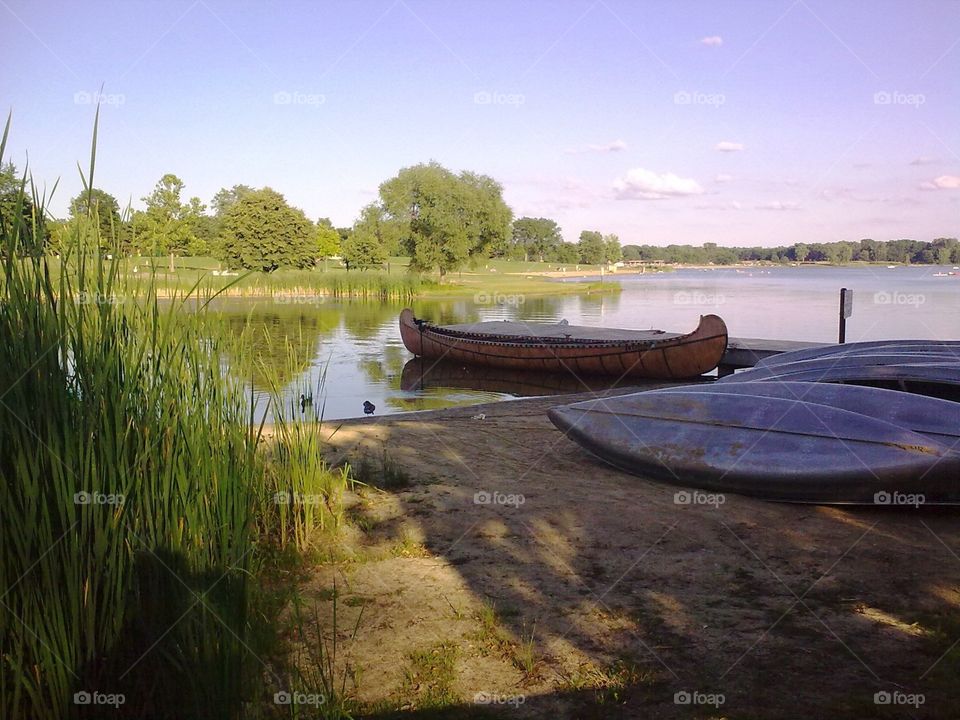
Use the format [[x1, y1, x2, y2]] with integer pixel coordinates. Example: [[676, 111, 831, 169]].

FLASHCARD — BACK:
[[549, 390, 960, 504], [398, 309, 728, 380]]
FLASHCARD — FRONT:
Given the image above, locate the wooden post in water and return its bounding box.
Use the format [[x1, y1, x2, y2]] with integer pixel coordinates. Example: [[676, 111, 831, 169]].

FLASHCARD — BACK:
[[838, 288, 853, 343]]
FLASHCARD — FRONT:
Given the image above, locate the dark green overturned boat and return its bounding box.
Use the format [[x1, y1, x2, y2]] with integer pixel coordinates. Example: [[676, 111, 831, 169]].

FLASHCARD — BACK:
[[549, 382, 960, 505]]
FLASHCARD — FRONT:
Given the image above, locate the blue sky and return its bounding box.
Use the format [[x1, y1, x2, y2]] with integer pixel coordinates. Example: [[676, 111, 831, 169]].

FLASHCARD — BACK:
[[1, 0, 958, 246]]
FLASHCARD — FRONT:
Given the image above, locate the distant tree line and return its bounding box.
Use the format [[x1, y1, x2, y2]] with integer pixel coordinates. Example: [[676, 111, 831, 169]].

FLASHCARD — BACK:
[[4, 159, 956, 273], [619, 238, 960, 265]]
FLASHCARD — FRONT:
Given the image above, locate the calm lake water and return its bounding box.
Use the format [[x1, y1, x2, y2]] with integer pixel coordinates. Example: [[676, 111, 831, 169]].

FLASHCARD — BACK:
[[207, 266, 960, 420]]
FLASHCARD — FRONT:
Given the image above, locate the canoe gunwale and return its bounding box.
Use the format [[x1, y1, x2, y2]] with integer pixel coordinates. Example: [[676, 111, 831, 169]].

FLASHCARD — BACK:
[[407, 313, 723, 352], [398, 308, 729, 379]]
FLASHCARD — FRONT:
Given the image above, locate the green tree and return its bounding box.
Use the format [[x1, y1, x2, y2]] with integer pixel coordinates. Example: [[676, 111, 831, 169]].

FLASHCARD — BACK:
[[341, 223, 386, 270], [131, 174, 196, 266], [315, 222, 342, 260], [218, 187, 314, 272], [68, 188, 122, 249], [603, 234, 622, 264], [511, 217, 562, 261], [551, 242, 580, 264], [379, 162, 512, 277], [211, 184, 255, 217], [577, 230, 605, 264], [0, 162, 48, 256], [792, 243, 809, 262], [183, 197, 218, 256]]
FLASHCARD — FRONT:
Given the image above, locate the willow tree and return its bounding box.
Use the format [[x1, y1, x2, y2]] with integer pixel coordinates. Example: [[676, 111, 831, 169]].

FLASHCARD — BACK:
[[378, 162, 512, 277]]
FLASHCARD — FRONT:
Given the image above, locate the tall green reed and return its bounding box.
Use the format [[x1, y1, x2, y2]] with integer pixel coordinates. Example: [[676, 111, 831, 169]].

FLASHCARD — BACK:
[[0, 112, 263, 718]]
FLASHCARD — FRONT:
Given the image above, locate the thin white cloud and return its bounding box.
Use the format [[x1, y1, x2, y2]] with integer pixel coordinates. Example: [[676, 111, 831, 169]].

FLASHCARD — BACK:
[[714, 173, 734, 183], [909, 156, 937, 166], [919, 175, 960, 190], [564, 139, 627, 155], [695, 200, 741, 210], [756, 200, 801, 211], [715, 141, 744, 152], [613, 168, 704, 200], [700, 35, 723, 46]]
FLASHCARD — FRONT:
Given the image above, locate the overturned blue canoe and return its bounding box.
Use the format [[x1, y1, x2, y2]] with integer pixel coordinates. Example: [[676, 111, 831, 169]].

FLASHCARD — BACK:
[[756, 340, 960, 369], [548, 389, 960, 504], [719, 358, 960, 400], [654, 381, 960, 447]]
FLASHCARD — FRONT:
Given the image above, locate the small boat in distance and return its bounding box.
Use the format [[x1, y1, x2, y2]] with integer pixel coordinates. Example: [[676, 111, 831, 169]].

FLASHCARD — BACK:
[[398, 309, 728, 379]]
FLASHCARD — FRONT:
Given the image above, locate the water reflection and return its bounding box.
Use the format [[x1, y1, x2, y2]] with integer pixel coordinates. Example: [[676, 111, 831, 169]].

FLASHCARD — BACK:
[[196, 266, 959, 420], [400, 358, 639, 397]]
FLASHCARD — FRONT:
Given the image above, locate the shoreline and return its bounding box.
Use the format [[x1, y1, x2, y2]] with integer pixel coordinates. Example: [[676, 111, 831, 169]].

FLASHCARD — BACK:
[[296, 390, 960, 717]]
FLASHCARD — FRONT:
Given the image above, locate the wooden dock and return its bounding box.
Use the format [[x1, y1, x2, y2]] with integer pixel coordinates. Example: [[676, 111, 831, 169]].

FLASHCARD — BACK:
[[718, 337, 828, 376]]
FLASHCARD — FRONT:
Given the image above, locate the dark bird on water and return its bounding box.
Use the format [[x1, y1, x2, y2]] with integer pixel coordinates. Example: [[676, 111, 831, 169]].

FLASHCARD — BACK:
[[300, 393, 313, 412], [363, 401, 376, 415]]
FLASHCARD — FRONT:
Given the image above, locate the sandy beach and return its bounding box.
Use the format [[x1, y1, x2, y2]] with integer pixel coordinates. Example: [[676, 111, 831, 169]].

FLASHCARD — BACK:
[[296, 389, 960, 719]]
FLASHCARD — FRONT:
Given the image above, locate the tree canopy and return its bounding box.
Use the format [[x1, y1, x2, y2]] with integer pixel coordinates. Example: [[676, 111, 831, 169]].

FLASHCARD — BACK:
[[511, 217, 563, 261], [217, 187, 315, 272], [378, 162, 512, 276]]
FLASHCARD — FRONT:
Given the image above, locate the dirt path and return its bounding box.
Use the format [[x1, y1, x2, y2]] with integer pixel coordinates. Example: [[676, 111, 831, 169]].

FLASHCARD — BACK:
[[299, 390, 960, 719]]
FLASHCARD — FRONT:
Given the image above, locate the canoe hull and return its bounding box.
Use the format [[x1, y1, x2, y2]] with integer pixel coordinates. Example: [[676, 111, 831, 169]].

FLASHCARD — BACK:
[[398, 309, 728, 380], [549, 390, 960, 504]]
